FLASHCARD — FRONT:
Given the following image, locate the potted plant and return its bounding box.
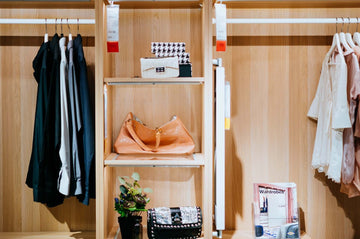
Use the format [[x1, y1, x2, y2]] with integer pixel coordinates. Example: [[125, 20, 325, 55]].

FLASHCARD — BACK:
[[114, 172, 152, 239]]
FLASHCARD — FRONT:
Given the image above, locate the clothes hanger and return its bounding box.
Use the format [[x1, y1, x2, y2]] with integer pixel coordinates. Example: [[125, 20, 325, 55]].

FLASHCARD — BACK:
[[354, 17, 360, 46], [328, 18, 343, 56], [77, 18, 80, 36], [55, 18, 58, 34], [67, 18, 72, 41], [60, 18, 64, 38], [339, 17, 352, 51], [327, 18, 342, 58], [346, 17, 356, 48], [44, 18, 48, 43]]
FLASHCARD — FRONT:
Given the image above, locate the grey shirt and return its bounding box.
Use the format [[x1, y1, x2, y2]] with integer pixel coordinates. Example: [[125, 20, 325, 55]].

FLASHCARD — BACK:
[[58, 37, 71, 195], [68, 39, 82, 196]]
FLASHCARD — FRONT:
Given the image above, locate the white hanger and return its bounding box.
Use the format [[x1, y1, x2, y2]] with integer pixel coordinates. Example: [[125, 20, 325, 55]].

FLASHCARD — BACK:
[[354, 17, 360, 46], [328, 18, 343, 56], [339, 17, 352, 51], [44, 18, 48, 43], [345, 17, 356, 48], [67, 18, 72, 41]]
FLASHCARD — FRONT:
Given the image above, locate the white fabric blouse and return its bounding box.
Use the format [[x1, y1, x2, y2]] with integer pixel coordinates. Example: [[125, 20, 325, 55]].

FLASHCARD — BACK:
[[308, 40, 351, 183]]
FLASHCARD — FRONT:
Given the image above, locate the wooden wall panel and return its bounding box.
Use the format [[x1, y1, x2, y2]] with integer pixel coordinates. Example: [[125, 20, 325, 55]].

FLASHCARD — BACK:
[[0, 9, 95, 232], [110, 85, 203, 153], [107, 8, 203, 78], [214, 7, 360, 238], [105, 167, 202, 231]]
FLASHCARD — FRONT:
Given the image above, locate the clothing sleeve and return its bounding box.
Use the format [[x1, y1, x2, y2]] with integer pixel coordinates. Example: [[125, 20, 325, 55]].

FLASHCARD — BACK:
[[352, 55, 360, 137], [307, 60, 326, 121], [332, 57, 351, 130]]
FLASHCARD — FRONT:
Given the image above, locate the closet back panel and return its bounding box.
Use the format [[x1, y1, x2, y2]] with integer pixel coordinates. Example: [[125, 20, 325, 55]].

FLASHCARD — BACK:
[[214, 7, 360, 239], [105, 8, 203, 78], [0, 8, 95, 232]]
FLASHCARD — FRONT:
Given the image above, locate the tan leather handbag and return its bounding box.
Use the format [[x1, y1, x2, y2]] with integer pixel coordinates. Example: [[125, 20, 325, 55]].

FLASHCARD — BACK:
[[114, 112, 195, 155]]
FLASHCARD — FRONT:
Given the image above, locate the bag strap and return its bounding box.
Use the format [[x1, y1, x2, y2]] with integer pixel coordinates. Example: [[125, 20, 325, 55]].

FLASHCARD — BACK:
[[126, 120, 161, 152]]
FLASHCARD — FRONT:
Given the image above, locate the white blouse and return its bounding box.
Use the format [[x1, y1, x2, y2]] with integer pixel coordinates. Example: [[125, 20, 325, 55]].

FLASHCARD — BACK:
[[308, 40, 351, 183]]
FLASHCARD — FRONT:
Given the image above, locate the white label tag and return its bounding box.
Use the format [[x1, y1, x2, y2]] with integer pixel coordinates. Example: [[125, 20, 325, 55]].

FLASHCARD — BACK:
[[225, 81, 230, 130], [106, 4, 119, 52], [215, 3, 227, 42]]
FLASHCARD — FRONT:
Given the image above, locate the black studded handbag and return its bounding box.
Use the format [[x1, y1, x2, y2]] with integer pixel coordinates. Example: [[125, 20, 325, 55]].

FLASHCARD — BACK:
[[147, 207, 202, 239]]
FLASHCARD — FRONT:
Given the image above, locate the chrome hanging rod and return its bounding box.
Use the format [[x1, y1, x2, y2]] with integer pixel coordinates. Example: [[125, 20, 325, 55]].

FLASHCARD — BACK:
[[212, 18, 360, 24], [0, 18, 95, 25]]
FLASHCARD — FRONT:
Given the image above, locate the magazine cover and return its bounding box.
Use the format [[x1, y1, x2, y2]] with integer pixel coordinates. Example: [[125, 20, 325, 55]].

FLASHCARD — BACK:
[[253, 183, 299, 239]]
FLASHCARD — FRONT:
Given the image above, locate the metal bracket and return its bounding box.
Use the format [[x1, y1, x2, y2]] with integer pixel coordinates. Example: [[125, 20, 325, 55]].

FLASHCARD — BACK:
[[212, 58, 223, 67]]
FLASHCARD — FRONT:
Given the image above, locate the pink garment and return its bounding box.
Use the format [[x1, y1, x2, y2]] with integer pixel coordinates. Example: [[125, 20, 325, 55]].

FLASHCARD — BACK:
[[341, 46, 360, 197], [341, 50, 360, 184]]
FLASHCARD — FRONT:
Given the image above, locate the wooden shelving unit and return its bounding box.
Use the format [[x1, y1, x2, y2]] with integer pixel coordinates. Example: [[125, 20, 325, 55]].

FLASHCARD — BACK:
[[95, 0, 213, 238], [104, 152, 205, 167], [104, 77, 205, 85]]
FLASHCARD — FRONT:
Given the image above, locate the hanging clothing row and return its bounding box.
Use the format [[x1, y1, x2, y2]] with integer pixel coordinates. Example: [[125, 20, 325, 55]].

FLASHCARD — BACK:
[[308, 20, 360, 198], [26, 30, 95, 207]]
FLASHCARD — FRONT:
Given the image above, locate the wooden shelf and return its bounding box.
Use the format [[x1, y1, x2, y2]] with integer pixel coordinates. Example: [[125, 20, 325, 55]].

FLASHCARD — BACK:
[[104, 152, 205, 167], [0, 231, 95, 239], [103, 0, 202, 9], [104, 77, 205, 85], [220, 230, 311, 238], [107, 226, 205, 239], [0, 1, 94, 9], [214, 0, 360, 8]]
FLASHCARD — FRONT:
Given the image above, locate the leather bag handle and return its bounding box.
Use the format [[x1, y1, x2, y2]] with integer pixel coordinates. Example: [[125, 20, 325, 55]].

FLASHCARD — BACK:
[[126, 120, 160, 152]]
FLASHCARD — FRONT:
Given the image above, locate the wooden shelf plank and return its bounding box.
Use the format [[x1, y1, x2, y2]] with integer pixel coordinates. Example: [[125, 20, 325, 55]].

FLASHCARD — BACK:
[[104, 77, 205, 85], [0, 1, 94, 9], [0, 231, 95, 239], [104, 152, 205, 167], [220, 230, 311, 238], [215, 0, 360, 8], [103, 0, 203, 9], [107, 226, 205, 239]]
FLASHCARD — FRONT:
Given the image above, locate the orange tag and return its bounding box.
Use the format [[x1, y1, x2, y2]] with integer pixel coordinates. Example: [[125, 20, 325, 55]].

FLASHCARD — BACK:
[[216, 41, 226, 52]]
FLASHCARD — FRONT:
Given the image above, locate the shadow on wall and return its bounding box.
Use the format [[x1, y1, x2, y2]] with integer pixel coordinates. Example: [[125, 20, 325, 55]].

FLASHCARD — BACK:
[[223, 130, 243, 236], [315, 172, 360, 239], [46, 197, 96, 231]]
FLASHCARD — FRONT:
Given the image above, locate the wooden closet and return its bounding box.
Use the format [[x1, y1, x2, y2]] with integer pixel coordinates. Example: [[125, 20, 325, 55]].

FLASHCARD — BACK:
[[0, 1, 96, 238], [214, 1, 360, 238], [2, 0, 360, 239], [94, 0, 213, 238]]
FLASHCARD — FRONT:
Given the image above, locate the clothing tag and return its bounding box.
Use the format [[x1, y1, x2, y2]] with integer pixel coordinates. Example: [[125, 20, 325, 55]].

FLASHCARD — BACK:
[[225, 81, 230, 130], [106, 4, 119, 52], [215, 3, 227, 52]]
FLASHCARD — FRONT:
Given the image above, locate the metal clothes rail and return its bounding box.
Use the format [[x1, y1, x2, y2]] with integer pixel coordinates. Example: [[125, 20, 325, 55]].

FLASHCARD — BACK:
[[212, 17, 360, 24], [0, 18, 95, 24]]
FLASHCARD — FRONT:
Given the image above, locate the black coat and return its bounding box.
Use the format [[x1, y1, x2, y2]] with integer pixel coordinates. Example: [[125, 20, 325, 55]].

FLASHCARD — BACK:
[[74, 34, 95, 205], [26, 34, 64, 207]]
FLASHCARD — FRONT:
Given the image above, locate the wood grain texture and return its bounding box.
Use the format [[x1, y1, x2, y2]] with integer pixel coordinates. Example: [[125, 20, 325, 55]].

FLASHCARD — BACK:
[[221, 0, 360, 8], [0, 8, 95, 232], [104, 167, 203, 233], [0, 1, 94, 9], [213, 7, 360, 239], [95, 0, 105, 238], [108, 8, 202, 78], [99, 2, 213, 238], [0, 231, 95, 239], [109, 84, 203, 152]]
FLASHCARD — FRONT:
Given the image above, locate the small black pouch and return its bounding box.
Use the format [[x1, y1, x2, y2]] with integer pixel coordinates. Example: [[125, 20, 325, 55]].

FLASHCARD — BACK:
[[147, 207, 202, 239], [179, 64, 192, 77]]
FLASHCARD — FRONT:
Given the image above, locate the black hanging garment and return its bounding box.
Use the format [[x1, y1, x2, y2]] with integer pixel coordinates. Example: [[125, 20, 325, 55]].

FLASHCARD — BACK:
[[74, 34, 95, 205], [26, 34, 64, 207]]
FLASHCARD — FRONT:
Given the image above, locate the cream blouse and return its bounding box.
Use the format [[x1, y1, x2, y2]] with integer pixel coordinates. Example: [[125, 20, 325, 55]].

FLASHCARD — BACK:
[[308, 42, 351, 183]]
